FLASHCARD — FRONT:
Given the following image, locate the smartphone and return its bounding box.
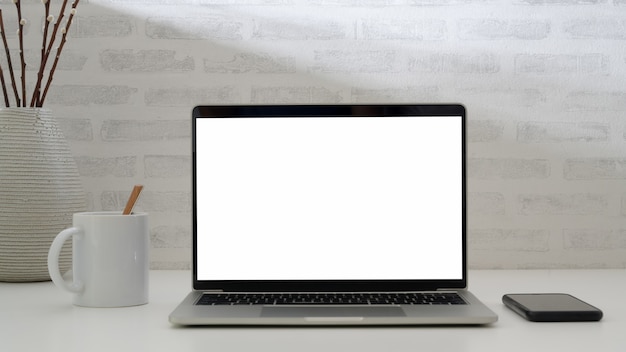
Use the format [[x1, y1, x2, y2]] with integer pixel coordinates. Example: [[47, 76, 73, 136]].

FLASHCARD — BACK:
[[502, 293, 603, 322]]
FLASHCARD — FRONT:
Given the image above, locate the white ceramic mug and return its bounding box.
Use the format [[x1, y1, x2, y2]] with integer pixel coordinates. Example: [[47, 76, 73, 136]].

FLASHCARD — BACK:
[[48, 211, 149, 307]]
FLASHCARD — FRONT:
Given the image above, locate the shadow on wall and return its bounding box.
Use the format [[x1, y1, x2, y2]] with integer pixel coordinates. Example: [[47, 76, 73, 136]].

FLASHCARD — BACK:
[[80, 2, 449, 106], [6, 1, 625, 269]]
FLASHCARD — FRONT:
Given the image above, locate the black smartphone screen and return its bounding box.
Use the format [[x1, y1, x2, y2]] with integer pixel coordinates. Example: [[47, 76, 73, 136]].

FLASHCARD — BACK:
[[502, 293, 603, 322]]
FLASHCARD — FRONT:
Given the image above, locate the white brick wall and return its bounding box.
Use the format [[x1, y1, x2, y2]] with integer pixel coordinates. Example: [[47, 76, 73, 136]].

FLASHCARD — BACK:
[[9, 0, 625, 269]]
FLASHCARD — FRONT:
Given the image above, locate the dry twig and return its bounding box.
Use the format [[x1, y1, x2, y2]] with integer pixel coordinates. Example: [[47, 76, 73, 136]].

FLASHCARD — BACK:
[[31, 0, 70, 107], [0, 65, 9, 107], [40, 0, 80, 107], [0, 0, 81, 107], [14, 0, 26, 107], [30, 0, 53, 107], [0, 12, 10, 106], [0, 9, 20, 106]]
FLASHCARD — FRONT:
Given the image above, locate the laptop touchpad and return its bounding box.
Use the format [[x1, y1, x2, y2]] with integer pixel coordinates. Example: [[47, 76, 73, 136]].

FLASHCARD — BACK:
[[262, 306, 406, 318]]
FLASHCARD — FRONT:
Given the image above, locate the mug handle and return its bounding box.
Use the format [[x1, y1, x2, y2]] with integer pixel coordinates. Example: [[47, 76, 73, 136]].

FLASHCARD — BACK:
[[47, 227, 84, 293]]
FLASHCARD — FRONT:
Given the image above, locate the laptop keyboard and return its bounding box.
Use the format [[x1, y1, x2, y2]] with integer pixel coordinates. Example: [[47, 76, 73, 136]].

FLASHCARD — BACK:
[[197, 292, 467, 306]]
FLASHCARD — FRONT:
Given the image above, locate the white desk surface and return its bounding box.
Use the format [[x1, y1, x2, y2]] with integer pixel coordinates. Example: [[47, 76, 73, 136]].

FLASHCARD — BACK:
[[1, 269, 624, 352]]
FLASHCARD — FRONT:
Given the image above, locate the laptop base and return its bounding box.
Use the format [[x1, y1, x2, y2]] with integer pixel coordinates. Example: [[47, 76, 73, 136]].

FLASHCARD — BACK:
[[169, 290, 497, 326]]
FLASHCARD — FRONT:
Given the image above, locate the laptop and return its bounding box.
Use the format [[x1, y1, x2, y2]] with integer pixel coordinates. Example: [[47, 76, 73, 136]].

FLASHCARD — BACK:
[[169, 104, 498, 326]]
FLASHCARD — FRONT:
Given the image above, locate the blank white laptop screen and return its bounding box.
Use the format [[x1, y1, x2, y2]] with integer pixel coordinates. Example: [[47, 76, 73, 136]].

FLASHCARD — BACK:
[[195, 115, 462, 281]]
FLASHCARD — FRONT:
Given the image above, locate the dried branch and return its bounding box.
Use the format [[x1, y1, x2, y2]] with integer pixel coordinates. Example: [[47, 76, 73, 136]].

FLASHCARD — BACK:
[[0, 12, 12, 106], [0, 9, 19, 106], [0, 66, 9, 107], [0, 0, 81, 107], [31, 0, 70, 107], [44, 0, 69, 58], [30, 0, 52, 107], [39, 0, 80, 107], [15, 0, 26, 107]]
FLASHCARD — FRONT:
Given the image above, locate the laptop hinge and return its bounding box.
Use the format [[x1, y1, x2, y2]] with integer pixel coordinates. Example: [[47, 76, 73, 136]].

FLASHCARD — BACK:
[[437, 288, 466, 291]]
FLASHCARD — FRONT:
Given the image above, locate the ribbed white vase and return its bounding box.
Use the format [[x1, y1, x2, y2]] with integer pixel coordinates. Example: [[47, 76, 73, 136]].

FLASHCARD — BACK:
[[0, 108, 86, 282]]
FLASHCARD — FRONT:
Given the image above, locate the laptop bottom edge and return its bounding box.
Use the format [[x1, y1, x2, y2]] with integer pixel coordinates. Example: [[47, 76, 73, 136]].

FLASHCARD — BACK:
[[168, 291, 498, 326]]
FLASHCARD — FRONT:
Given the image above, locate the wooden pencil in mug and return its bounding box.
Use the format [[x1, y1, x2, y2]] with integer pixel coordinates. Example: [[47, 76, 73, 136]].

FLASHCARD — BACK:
[[123, 185, 144, 215]]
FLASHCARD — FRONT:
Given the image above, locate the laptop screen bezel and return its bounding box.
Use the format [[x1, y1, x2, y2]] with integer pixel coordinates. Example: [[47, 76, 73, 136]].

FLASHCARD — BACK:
[[191, 104, 467, 292]]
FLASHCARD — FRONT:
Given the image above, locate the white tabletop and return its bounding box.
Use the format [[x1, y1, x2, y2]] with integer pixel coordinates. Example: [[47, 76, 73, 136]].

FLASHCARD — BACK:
[[1, 269, 624, 352]]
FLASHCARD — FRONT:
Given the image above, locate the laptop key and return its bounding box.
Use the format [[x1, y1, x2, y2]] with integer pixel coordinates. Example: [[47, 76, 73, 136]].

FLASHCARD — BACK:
[[197, 292, 467, 306]]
